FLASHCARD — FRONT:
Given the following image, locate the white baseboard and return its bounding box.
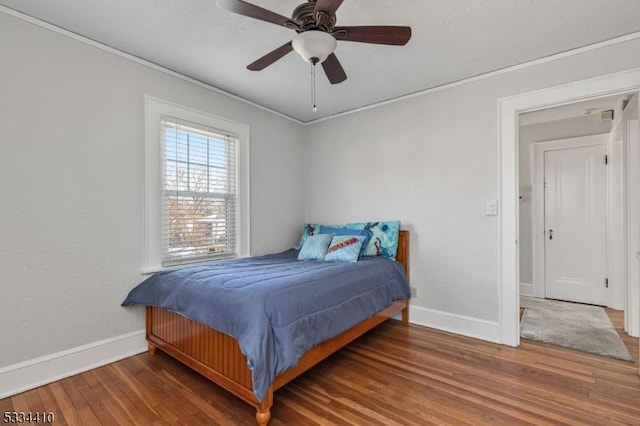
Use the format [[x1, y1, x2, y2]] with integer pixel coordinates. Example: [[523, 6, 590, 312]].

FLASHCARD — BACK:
[[520, 282, 534, 297], [409, 305, 501, 344], [0, 330, 147, 399]]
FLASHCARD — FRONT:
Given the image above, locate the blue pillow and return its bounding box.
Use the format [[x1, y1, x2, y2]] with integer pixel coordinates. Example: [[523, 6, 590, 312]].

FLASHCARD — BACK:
[[318, 225, 372, 257], [294, 223, 323, 250], [345, 221, 401, 259], [324, 235, 366, 263], [297, 233, 333, 261]]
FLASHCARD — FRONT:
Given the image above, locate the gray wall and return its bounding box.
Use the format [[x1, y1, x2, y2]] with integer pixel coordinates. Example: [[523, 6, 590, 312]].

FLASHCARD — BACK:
[[305, 37, 640, 324], [0, 12, 305, 367]]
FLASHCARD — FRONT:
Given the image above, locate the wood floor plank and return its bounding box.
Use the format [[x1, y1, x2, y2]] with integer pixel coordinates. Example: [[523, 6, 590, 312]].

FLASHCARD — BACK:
[[49, 382, 82, 425], [87, 369, 140, 425], [9, 393, 30, 413], [342, 349, 558, 425], [0, 308, 638, 425], [75, 405, 101, 426], [36, 386, 67, 426], [145, 354, 255, 425], [99, 363, 169, 424], [0, 396, 13, 414], [61, 375, 91, 412], [21, 389, 44, 413], [160, 369, 238, 426], [75, 369, 125, 426]]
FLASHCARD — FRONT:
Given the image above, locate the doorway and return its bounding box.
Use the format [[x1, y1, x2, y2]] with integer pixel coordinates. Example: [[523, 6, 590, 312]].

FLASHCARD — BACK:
[[498, 68, 640, 347], [519, 96, 636, 337]]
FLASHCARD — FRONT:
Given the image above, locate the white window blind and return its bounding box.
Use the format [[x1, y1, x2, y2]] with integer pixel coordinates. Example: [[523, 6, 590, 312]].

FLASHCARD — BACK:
[[161, 116, 239, 266]]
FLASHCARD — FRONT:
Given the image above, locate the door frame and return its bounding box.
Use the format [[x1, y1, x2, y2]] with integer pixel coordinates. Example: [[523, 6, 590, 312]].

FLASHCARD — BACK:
[[498, 67, 640, 346], [626, 115, 639, 335], [531, 134, 611, 303]]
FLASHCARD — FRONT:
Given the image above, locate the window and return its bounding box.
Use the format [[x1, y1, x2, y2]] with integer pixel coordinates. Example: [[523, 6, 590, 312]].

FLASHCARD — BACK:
[[144, 97, 249, 271], [162, 118, 238, 265]]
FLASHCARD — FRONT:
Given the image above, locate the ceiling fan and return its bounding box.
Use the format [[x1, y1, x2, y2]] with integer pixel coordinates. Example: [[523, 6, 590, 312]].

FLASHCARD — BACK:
[[216, 0, 412, 84]]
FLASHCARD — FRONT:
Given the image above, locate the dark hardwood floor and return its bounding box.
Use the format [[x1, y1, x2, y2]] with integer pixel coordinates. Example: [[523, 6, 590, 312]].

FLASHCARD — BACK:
[[2, 310, 638, 425]]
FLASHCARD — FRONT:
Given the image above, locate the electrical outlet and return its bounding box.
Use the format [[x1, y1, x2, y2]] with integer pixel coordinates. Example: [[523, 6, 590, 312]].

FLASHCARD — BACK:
[[410, 286, 417, 298]]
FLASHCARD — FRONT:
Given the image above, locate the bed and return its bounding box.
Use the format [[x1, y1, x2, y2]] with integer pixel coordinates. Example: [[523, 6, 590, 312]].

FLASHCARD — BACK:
[[123, 230, 410, 425]]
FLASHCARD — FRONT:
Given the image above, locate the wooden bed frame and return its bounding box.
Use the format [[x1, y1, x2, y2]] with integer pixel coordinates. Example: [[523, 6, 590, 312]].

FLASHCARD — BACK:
[[146, 230, 410, 425]]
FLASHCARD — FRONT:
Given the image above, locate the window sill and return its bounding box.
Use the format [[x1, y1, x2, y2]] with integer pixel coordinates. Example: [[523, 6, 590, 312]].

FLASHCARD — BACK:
[[142, 254, 239, 276]]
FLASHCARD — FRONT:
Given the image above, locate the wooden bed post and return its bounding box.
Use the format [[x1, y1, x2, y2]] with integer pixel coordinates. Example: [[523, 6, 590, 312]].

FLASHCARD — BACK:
[[255, 389, 273, 426], [398, 230, 410, 327], [402, 303, 410, 326]]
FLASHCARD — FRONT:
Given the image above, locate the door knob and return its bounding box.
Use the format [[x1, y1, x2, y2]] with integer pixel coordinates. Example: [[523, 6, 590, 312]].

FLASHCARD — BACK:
[[548, 229, 553, 240]]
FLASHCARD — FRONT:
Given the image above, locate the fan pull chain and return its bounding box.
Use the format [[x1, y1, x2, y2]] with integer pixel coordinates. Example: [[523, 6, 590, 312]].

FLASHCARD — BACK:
[[311, 61, 317, 112]]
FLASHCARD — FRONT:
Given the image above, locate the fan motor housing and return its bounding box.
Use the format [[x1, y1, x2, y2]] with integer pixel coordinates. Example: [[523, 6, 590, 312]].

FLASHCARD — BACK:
[[292, 1, 336, 32]]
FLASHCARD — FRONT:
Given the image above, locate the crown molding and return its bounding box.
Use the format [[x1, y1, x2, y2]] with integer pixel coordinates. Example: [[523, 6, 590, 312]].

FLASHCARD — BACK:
[[305, 31, 640, 125], [2, 5, 640, 127], [0, 5, 304, 126]]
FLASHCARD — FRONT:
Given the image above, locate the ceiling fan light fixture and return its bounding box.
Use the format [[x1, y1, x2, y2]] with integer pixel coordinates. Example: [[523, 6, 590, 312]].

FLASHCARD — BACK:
[[292, 30, 337, 64]]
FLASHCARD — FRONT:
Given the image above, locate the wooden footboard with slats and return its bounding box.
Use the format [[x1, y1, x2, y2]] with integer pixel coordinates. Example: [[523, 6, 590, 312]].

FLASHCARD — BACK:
[[146, 230, 410, 425]]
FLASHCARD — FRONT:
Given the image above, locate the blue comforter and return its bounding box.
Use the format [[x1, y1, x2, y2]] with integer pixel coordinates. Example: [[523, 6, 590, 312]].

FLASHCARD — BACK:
[[122, 249, 409, 402]]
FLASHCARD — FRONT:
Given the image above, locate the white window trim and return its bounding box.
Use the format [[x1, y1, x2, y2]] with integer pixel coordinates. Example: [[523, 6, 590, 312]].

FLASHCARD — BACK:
[[143, 96, 250, 273]]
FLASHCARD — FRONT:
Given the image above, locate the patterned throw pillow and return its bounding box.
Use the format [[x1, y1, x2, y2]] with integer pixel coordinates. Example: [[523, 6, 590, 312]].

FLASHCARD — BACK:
[[324, 235, 366, 263], [319, 225, 372, 257], [294, 223, 323, 250], [345, 221, 400, 259], [297, 233, 334, 261]]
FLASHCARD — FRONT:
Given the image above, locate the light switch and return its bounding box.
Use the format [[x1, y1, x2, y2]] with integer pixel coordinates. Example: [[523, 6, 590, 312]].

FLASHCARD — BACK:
[[485, 200, 498, 216]]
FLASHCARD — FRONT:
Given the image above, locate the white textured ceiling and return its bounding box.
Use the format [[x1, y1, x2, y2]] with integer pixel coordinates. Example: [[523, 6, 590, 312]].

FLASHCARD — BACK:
[[3, 0, 640, 123]]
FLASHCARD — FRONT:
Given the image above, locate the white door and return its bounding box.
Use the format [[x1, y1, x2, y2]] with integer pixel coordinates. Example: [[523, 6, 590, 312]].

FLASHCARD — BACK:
[[544, 145, 608, 305]]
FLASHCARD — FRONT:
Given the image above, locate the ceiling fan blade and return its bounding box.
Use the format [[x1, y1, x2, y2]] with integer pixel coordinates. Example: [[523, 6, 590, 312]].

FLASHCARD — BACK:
[[216, 0, 292, 27], [332, 26, 412, 45], [247, 41, 293, 71], [322, 53, 347, 84], [314, 0, 345, 16]]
